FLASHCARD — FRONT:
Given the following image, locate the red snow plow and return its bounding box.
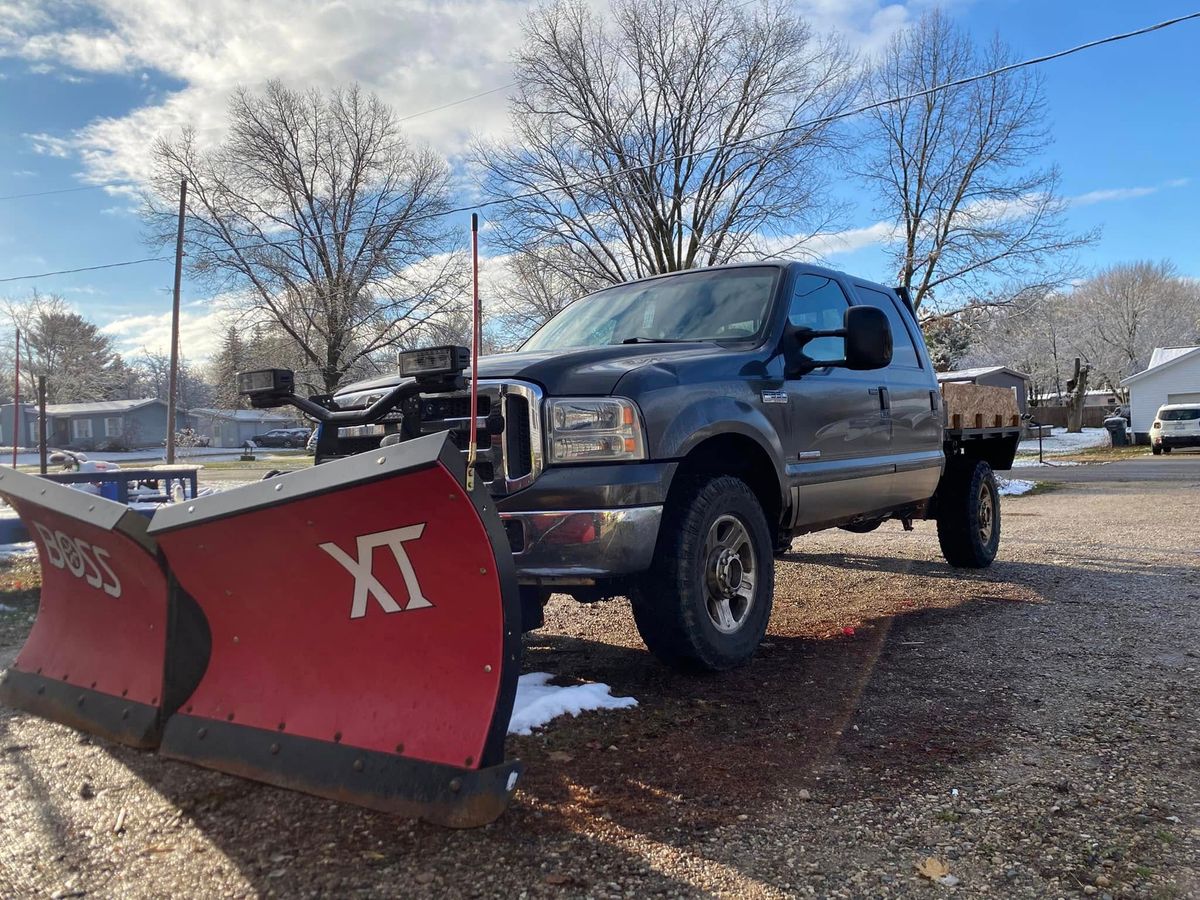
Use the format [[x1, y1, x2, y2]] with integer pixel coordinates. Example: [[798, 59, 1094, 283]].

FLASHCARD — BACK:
[[0, 470, 209, 748], [0, 433, 524, 827]]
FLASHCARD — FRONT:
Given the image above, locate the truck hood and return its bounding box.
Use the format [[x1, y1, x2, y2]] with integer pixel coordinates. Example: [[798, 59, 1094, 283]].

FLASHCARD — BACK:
[[336, 343, 720, 399]]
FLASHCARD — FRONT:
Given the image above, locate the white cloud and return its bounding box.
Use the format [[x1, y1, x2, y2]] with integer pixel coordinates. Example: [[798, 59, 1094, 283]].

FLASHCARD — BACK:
[[3, 0, 933, 189], [100, 303, 226, 361], [1069, 178, 1191, 208], [23, 132, 72, 157]]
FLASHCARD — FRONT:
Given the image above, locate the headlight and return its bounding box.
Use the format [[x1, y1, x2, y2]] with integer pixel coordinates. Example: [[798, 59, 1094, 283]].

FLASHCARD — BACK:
[[547, 398, 646, 463]]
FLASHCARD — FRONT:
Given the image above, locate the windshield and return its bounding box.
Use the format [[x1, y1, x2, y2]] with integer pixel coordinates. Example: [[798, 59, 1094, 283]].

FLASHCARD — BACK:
[[1160, 407, 1200, 421], [521, 266, 780, 352]]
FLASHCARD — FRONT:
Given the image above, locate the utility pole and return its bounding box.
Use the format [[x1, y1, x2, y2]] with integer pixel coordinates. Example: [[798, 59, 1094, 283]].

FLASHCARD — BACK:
[[11, 327, 19, 468], [166, 177, 187, 464], [37, 375, 47, 475]]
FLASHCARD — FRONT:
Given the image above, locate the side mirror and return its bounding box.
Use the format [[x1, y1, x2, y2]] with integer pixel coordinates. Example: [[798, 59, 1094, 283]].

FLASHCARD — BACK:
[[842, 306, 892, 371]]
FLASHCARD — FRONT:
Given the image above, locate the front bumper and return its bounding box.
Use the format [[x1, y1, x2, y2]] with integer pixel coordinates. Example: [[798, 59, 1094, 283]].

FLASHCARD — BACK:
[[500, 506, 663, 584]]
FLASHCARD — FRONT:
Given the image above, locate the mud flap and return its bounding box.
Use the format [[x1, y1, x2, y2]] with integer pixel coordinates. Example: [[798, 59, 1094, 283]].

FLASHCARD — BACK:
[[149, 433, 523, 827], [0, 471, 210, 748]]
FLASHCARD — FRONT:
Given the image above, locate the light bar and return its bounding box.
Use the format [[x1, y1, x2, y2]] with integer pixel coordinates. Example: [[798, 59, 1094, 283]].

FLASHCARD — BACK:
[[237, 369, 295, 397], [398, 345, 470, 379]]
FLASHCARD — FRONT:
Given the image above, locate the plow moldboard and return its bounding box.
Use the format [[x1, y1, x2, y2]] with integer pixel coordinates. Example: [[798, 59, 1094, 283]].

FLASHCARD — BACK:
[[149, 433, 522, 826]]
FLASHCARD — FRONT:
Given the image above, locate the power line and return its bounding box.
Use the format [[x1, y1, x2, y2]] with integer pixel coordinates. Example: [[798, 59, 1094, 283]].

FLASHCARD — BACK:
[[0, 183, 137, 202], [2, 10, 1197, 284], [399, 82, 518, 121], [0, 256, 174, 284]]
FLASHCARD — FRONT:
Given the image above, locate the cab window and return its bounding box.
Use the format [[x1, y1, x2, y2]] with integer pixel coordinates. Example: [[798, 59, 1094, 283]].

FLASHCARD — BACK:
[[788, 274, 850, 362], [853, 285, 922, 369]]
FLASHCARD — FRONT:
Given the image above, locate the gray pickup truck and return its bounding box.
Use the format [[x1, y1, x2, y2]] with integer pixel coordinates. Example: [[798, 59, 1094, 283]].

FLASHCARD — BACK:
[[240, 262, 1019, 671]]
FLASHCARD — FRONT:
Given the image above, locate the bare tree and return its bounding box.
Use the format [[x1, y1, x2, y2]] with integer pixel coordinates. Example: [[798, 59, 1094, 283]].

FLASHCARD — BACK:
[[1070, 261, 1200, 393], [863, 9, 1093, 313], [474, 0, 858, 288], [145, 82, 464, 393]]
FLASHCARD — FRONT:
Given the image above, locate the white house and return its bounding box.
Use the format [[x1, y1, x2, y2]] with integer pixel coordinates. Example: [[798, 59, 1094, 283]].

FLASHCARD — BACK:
[[1121, 346, 1200, 443]]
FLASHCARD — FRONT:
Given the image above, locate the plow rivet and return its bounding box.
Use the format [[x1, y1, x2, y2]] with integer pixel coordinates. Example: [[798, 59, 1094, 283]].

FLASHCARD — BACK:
[[483, 664, 492, 673], [274, 483, 282, 491], [395, 743, 404, 754], [197, 728, 207, 739], [449, 778, 462, 793], [226, 713, 235, 721], [121, 689, 128, 697], [376, 457, 386, 465], [270, 743, 280, 755], [277, 722, 286, 731], [233, 636, 239, 644], [186, 705, 193, 713], [90, 681, 97, 689], [87, 505, 95, 512], [465, 756, 474, 767], [334, 731, 342, 743], [448, 493, 456, 500], [151, 697, 158, 705], [353, 759, 364, 772], [479, 567, 487, 575], [187, 506, 195, 513], [39, 489, 46, 495], [62, 674, 69, 681]]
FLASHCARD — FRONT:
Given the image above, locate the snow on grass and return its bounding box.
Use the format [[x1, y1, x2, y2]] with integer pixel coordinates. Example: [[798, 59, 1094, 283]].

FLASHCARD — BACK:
[[1017, 427, 1109, 455], [997, 478, 1035, 497], [0, 542, 35, 559], [1012, 459, 1082, 468], [508, 672, 637, 736]]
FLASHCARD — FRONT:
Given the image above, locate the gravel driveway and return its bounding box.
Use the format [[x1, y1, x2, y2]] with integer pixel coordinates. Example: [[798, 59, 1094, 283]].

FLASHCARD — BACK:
[[1, 474, 1197, 898]]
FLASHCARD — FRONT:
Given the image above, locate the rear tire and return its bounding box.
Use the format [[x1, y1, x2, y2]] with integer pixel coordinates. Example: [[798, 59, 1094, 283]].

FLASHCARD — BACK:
[[1163, 446, 1173, 454], [630, 475, 773, 671], [1152, 445, 1162, 455], [936, 459, 1000, 569]]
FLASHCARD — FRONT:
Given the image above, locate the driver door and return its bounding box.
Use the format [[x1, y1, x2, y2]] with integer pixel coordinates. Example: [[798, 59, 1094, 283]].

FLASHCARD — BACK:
[[782, 272, 893, 530]]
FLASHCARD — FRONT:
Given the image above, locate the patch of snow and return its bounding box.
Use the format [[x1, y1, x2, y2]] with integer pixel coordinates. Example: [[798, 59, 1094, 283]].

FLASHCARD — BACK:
[[1017, 427, 1109, 455], [1012, 459, 1082, 468], [0, 541, 36, 559], [997, 478, 1035, 497], [0, 603, 14, 612], [507, 672, 637, 736]]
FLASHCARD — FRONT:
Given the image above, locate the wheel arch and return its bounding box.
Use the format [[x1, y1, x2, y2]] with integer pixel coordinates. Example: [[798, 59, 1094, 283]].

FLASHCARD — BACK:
[[665, 432, 785, 537]]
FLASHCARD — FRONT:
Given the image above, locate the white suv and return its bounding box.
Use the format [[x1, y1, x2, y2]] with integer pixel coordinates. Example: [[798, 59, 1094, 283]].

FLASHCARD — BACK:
[[1150, 403, 1200, 454]]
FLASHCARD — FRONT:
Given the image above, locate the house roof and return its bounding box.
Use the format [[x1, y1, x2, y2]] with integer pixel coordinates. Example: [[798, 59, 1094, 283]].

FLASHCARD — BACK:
[[936, 366, 1031, 383], [1121, 346, 1200, 386], [188, 408, 295, 423], [43, 398, 163, 416]]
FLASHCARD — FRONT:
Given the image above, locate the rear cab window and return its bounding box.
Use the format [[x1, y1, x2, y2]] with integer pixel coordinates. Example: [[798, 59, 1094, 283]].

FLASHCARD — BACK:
[[850, 284, 924, 369]]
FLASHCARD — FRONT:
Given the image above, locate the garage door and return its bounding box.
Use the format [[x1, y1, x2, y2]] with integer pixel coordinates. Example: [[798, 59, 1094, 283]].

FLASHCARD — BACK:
[[1167, 392, 1200, 404]]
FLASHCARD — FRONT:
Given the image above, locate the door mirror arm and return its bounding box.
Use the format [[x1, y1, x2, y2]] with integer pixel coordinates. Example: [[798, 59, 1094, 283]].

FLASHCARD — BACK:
[[782, 323, 846, 378]]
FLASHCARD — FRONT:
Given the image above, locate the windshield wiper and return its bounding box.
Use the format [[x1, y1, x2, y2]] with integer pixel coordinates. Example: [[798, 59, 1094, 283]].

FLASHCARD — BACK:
[[620, 337, 707, 344]]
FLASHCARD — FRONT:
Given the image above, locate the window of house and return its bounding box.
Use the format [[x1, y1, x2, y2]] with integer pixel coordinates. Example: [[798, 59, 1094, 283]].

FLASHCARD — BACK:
[[788, 273, 851, 362], [71, 419, 93, 440], [104, 417, 123, 437]]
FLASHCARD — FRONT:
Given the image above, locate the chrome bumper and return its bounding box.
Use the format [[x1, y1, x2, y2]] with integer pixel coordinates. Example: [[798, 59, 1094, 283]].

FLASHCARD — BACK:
[[500, 506, 663, 583]]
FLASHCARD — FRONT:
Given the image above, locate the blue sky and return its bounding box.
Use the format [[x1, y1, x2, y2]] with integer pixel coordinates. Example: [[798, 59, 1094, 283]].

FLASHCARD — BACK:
[[0, 0, 1197, 360]]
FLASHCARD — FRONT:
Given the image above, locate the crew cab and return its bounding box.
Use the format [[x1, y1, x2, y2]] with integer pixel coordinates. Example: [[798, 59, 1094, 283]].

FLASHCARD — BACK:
[[239, 262, 1019, 671]]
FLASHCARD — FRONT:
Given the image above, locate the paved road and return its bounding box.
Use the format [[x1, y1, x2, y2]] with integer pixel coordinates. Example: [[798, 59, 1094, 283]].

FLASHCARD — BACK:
[[1023, 451, 1200, 482]]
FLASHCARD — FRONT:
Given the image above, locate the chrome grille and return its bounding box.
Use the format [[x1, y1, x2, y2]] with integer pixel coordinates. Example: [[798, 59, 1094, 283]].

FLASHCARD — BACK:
[[417, 380, 543, 496]]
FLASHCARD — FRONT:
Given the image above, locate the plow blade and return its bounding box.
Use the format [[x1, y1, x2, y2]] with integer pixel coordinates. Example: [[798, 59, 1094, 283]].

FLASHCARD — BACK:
[[0, 470, 209, 748], [149, 433, 523, 827]]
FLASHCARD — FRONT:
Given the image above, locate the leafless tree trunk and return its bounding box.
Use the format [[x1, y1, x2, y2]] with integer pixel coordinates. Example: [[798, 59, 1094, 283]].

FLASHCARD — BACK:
[[474, 0, 858, 289], [144, 82, 463, 393], [862, 9, 1094, 313], [1065, 357, 1090, 433]]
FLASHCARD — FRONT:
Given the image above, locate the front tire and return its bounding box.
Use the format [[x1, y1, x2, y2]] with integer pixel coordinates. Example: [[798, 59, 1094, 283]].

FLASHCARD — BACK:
[[936, 459, 1000, 568], [630, 476, 773, 671], [1152, 445, 1163, 455]]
